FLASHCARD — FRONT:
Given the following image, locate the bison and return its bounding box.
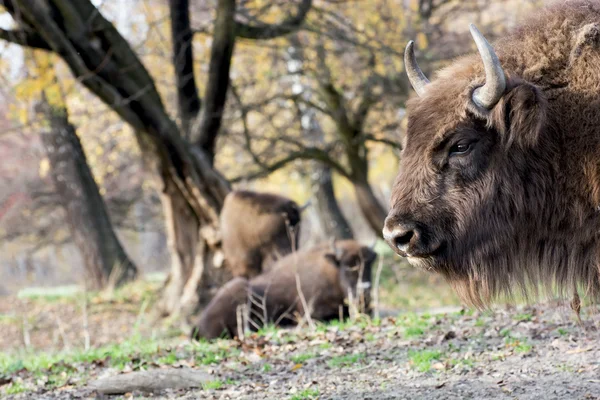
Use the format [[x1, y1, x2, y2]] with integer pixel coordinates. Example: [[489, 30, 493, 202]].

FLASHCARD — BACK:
[[191, 239, 377, 340], [220, 190, 308, 278], [383, 0, 600, 309]]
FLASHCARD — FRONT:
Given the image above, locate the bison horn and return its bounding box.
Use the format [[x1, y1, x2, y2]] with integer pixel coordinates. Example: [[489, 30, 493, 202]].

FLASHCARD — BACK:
[[368, 238, 377, 250], [469, 24, 506, 109], [404, 40, 430, 97], [299, 200, 312, 213]]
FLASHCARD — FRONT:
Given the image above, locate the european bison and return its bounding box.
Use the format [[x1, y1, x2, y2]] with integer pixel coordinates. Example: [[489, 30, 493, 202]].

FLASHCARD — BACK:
[[191, 239, 377, 340], [220, 190, 308, 278], [383, 0, 600, 308]]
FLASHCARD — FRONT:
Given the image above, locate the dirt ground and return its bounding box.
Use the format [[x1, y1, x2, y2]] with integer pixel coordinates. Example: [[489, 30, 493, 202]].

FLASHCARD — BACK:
[[3, 299, 600, 400]]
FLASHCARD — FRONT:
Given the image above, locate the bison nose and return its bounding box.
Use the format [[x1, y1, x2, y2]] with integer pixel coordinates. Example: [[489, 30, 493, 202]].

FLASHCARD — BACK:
[[383, 224, 415, 254]]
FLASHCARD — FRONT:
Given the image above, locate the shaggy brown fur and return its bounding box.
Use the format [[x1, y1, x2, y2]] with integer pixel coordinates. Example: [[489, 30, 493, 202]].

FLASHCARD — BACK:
[[384, 0, 600, 307], [190, 277, 249, 340], [191, 240, 377, 340], [220, 190, 302, 278]]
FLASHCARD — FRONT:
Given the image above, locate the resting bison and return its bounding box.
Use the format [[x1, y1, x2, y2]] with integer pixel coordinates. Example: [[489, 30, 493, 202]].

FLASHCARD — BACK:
[[220, 190, 308, 278], [191, 239, 376, 340], [383, 1, 600, 308]]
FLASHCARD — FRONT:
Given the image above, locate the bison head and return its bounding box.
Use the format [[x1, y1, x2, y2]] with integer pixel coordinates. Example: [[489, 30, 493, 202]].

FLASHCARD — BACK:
[[325, 239, 377, 312], [383, 24, 600, 306]]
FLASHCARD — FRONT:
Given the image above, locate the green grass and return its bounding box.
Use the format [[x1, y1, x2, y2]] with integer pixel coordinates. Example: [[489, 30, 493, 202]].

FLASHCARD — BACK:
[[202, 379, 224, 390], [291, 353, 316, 363], [290, 387, 319, 400], [408, 349, 443, 372], [504, 336, 533, 354], [395, 312, 435, 338], [557, 328, 569, 336], [513, 312, 533, 322], [327, 353, 365, 368], [0, 334, 239, 377], [262, 363, 272, 372], [3, 381, 27, 395]]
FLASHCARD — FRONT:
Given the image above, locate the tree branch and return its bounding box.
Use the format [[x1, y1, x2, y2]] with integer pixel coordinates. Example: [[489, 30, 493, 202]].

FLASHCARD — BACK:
[[230, 146, 350, 183], [169, 0, 201, 136], [0, 28, 51, 50], [191, 0, 236, 160], [362, 133, 403, 150], [235, 0, 312, 40]]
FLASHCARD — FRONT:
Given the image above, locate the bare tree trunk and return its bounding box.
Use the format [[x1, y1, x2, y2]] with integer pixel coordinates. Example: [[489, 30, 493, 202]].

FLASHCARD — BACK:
[[36, 97, 137, 289], [156, 175, 232, 319], [311, 164, 354, 239], [353, 178, 387, 238], [286, 35, 353, 241]]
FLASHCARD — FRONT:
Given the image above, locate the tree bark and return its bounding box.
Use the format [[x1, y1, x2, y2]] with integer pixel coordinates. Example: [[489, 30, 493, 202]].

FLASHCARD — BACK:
[[353, 178, 387, 238], [36, 97, 137, 289], [311, 164, 354, 240], [169, 0, 200, 136]]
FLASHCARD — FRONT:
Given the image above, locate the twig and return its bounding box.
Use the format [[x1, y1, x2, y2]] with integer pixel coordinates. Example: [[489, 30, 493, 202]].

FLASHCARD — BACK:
[[22, 316, 31, 350], [236, 304, 246, 341], [373, 256, 384, 321], [133, 296, 150, 335], [82, 294, 90, 351], [295, 272, 316, 330], [53, 311, 70, 351]]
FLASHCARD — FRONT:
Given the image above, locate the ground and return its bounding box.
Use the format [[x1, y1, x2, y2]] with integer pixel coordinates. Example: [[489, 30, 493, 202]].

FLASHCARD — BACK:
[[1, 259, 598, 399]]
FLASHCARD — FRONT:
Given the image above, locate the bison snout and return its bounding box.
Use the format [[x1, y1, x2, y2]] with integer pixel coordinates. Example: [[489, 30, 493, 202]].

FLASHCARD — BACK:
[[383, 215, 439, 259], [383, 221, 417, 255]]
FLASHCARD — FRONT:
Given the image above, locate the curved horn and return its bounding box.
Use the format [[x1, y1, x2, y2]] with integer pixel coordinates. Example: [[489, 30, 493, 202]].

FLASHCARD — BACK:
[[299, 200, 312, 213], [404, 40, 430, 97], [369, 237, 377, 250], [469, 24, 506, 109]]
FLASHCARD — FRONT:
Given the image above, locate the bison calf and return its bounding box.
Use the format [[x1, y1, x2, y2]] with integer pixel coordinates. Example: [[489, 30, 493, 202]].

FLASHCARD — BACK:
[[191, 240, 377, 340], [220, 190, 306, 278]]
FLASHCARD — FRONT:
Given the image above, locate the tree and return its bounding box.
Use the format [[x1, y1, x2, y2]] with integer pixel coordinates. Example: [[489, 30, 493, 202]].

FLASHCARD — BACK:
[[0, 0, 312, 320], [35, 91, 137, 289], [226, 2, 409, 237]]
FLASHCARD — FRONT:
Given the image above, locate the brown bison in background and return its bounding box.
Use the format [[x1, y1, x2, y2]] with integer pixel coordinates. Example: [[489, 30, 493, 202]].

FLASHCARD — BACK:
[[384, 0, 600, 308], [220, 190, 307, 278], [191, 240, 377, 340]]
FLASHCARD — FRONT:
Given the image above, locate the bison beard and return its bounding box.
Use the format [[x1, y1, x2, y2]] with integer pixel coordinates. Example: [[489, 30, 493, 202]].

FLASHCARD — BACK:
[[384, 0, 600, 309]]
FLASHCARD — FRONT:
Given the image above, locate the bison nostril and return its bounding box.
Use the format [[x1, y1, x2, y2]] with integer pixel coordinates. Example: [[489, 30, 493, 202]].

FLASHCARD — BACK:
[[394, 230, 414, 251]]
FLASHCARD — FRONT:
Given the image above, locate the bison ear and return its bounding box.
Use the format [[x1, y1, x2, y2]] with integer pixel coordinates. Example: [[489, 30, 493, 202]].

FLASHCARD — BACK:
[[492, 80, 547, 148], [324, 253, 341, 267]]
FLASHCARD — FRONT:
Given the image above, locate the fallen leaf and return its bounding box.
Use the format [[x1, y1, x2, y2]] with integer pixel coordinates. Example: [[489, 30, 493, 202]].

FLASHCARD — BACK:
[[291, 363, 303, 371]]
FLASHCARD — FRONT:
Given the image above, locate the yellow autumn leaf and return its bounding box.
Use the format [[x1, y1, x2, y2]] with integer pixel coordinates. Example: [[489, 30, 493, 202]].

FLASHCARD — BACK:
[[39, 158, 50, 178]]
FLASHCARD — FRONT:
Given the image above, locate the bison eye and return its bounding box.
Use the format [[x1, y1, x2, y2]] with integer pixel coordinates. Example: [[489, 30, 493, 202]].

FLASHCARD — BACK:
[[449, 141, 473, 156]]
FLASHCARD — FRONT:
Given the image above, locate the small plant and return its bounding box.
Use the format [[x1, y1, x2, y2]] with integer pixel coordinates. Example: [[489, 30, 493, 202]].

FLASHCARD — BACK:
[[514, 342, 533, 353], [557, 328, 569, 336], [291, 353, 315, 363], [365, 333, 376, 342], [290, 387, 319, 400], [4, 381, 27, 395], [513, 312, 533, 322], [202, 379, 224, 390], [328, 353, 365, 368], [408, 349, 443, 372], [404, 326, 425, 338], [319, 342, 332, 350], [504, 337, 533, 354], [262, 363, 272, 372]]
